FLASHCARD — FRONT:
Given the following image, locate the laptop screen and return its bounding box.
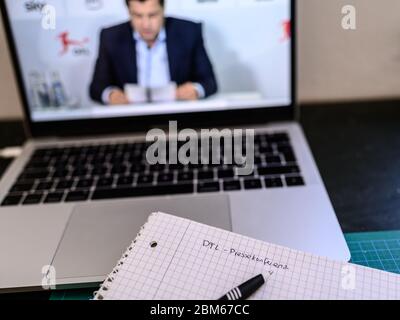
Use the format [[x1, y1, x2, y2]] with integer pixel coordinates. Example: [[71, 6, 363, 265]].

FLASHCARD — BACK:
[[4, 0, 292, 123]]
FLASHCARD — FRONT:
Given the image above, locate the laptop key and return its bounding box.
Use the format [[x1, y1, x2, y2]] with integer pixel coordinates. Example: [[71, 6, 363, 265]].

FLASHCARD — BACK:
[[10, 182, 35, 193], [283, 152, 297, 163], [254, 156, 264, 165], [97, 177, 114, 188], [53, 170, 70, 179], [72, 168, 89, 177], [157, 173, 174, 184], [137, 174, 154, 185], [223, 180, 242, 191], [92, 166, 108, 176], [265, 177, 284, 188], [197, 171, 214, 181], [110, 165, 128, 175], [76, 179, 94, 189], [44, 192, 64, 204], [269, 133, 290, 143], [36, 181, 54, 191], [197, 182, 220, 193], [259, 145, 274, 154], [244, 179, 262, 190], [218, 169, 234, 179], [258, 165, 300, 176], [277, 145, 294, 155], [65, 191, 90, 202], [286, 176, 305, 187], [148, 164, 166, 172], [178, 172, 194, 182], [265, 156, 282, 165], [56, 180, 74, 190], [130, 164, 147, 173], [22, 194, 44, 205], [1, 195, 22, 206], [19, 170, 49, 181], [169, 164, 186, 171], [26, 160, 49, 170], [117, 176, 134, 187]]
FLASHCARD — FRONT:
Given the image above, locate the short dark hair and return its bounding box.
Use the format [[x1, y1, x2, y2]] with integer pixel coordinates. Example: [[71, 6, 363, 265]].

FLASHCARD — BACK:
[[125, 0, 164, 7]]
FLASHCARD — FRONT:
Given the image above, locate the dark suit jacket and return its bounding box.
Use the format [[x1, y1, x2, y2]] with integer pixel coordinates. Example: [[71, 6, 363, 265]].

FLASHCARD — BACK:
[[90, 17, 218, 104]]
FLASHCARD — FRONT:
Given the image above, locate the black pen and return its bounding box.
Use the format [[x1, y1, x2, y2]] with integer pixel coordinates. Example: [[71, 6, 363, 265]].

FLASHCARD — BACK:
[[218, 274, 265, 301]]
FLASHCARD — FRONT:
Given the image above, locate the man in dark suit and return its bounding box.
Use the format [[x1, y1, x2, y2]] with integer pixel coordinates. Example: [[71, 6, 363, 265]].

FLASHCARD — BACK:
[[90, 0, 218, 105]]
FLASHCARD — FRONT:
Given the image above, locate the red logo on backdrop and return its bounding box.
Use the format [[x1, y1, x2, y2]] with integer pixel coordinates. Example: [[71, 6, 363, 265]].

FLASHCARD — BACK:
[[281, 20, 291, 42], [58, 31, 89, 55]]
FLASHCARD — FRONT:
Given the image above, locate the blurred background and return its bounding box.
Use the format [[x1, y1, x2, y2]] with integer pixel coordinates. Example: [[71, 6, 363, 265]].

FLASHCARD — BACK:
[[2, 0, 398, 119]]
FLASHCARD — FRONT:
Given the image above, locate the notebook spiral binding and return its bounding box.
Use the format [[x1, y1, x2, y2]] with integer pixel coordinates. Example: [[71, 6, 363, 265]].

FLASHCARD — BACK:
[[93, 213, 156, 300]]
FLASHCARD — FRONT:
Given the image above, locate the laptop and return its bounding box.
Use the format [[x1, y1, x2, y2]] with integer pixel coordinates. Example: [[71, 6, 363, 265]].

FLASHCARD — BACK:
[[0, 0, 350, 292]]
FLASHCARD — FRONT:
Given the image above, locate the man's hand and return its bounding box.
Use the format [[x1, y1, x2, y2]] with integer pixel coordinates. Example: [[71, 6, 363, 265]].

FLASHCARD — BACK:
[[109, 89, 129, 105], [176, 83, 199, 101]]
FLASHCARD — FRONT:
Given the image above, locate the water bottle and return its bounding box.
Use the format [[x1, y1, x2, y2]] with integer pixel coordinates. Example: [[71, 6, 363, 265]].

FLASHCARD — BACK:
[[38, 72, 51, 108], [50, 71, 68, 107]]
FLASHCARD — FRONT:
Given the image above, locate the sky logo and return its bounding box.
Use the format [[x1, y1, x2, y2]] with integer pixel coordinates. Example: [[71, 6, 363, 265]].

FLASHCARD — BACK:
[[25, 0, 47, 12]]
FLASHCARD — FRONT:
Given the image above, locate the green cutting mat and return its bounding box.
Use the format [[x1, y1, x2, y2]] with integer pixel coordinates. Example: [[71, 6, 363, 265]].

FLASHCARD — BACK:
[[345, 230, 400, 273], [50, 230, 400, 300], [50, 288, 96, 301]]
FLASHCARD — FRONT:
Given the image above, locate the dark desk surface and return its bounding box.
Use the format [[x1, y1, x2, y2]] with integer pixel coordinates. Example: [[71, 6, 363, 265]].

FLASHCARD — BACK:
[[301, 101, 400, 232], [1, 101, 400, 299]]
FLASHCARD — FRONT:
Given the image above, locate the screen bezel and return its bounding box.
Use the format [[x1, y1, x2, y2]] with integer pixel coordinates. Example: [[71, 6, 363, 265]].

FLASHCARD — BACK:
[[0, 0, 297, 138]]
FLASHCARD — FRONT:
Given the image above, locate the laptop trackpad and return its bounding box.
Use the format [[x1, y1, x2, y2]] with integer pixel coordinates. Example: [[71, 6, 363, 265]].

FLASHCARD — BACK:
[[52, 195, 231, 281]]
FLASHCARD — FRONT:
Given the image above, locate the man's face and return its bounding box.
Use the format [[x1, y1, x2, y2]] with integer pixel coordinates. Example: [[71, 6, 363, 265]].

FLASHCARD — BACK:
[[129, 0, 164, 43]]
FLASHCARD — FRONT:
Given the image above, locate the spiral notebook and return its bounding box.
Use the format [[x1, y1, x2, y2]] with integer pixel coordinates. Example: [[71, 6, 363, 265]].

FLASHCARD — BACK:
[[94, 212, 400, 300]]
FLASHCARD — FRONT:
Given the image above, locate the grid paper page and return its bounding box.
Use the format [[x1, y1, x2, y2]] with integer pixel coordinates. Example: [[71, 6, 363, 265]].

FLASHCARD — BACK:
[[95, 213, 400, 300]]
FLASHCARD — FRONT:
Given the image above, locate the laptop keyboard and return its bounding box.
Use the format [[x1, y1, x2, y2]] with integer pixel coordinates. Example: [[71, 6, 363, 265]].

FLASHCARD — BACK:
[[1, 132, 305, 207]]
